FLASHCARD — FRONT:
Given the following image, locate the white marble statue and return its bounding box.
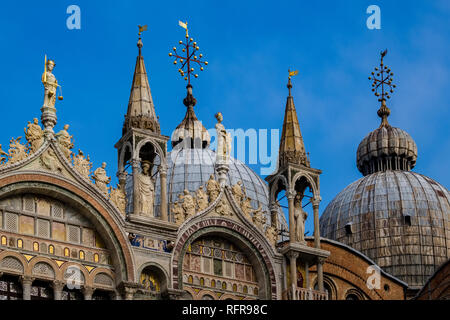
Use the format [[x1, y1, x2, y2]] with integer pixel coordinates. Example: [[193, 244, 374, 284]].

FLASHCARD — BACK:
[[137, 161, 155, 216], [92, 162, 111, 196], [294, 193, 308, 243], [215, 112, 231, 164], [24, 118, 44, 153]]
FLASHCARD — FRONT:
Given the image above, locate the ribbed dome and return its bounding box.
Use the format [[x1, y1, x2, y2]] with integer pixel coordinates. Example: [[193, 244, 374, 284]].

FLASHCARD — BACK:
[[153, 148, 287, 228], [357, 126, 417, 176], [319, 170, 449, 288]]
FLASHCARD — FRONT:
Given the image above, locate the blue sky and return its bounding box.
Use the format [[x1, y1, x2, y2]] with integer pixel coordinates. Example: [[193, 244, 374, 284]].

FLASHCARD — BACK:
[[0, 0, 448, 234]]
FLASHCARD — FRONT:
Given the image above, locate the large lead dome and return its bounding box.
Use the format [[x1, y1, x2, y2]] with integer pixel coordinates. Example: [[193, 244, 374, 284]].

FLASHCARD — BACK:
[[320, 52, 449, 290]]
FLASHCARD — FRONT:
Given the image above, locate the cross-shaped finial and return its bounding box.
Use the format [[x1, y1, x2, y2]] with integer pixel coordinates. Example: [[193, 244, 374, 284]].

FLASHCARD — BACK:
[[368, 49, 397, 127], [168, 21, 208, 86]]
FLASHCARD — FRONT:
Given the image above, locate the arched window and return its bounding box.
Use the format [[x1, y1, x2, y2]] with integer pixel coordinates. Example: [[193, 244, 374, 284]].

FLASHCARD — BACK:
[[94, 253, 99, 263], [64, 248, 70, 257], [211, 280, 216, 288], [222, 282, 227, 290], [33, 242, 39, 252], [243, 286, 248, 294], [48, 245, 54, 255], [232, 284, 237, 292], [17, 239, 23, 249], [188, 275, 193, 284], [79, 251, 85, 260], [1, 236, 6, 246], [200, 278, 205, 286]]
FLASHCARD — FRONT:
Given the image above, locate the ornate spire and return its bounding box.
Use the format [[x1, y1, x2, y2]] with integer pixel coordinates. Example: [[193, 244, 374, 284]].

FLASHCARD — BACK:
[[278, 70, 309, 168], [169, 21, 210, 149], [368, 49, 396, 128], [122, 25, 160, 135]]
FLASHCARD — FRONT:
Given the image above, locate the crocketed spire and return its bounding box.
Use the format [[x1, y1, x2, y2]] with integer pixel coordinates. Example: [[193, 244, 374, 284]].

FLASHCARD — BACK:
[[278, 76, 309, 167], [122, 35, 160, 135]]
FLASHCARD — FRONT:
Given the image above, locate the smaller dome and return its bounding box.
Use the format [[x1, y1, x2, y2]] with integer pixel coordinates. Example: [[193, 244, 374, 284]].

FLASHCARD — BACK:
[[357, 126, 417, 176]]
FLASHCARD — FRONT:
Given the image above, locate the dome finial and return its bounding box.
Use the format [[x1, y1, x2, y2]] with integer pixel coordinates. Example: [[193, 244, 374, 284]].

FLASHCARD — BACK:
[[368, 49, 397, 128]]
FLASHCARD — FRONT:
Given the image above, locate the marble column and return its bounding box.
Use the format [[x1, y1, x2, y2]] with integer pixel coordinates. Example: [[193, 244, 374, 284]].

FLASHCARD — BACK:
[[287, 252, 298, 297], [52, 280, 65, 300], [82, 286, 94, 300], [305, 261, 310, 289], [159, 164, 168, 221], [124, 287, 135, 300], [317, 258, 324, 292], [312, 196, 321, 249], [287, 190, 296, 243], [20, 276, 34, 300]]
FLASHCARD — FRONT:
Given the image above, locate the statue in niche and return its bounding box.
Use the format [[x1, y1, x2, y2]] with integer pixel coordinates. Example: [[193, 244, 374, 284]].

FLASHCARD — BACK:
[[172, 200, 185, 225], [293, 193, 308, 243], [232, 181, 245, 205], [24, 118, 44, 153], [41, 59, 59, 109], [7, 137, 28, 164], [214, 112, 231, 164], [72, 149, 92, 180], [252, 204, 266, 230], [40, 148, 62, 172], [110, 183, 127, 215], [92, 162, 111, 196], [241, 197, 253, 221], [195, 186, 209, 212], [265, 225, 279, 248], [181, 189, 195, 218], [206, 174, 220, 202], [55, 124, 74, 160], [136, 161, 155, 217]]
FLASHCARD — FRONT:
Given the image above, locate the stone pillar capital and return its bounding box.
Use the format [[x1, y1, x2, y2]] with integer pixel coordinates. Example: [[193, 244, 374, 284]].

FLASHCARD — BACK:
[[159, 163, 168, 175], [312, 196, 322, 208], [286, 251, 299, 260], [131, 158, 141, 168], [20, 275, 34, 285], [286, 189, 297, 200], [51, 280, 65, 291], [317, 256, 326, 265]]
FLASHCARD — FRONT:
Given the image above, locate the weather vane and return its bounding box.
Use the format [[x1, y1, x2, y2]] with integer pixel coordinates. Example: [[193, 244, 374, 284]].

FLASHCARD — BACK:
[[368, 50, 396, 127], [168, 20, 208, 85], [287, 69, 298, 96]]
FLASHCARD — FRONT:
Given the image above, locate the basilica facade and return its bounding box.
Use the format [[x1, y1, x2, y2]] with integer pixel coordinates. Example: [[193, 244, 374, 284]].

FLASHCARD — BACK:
[[0, 34, 448, 300]]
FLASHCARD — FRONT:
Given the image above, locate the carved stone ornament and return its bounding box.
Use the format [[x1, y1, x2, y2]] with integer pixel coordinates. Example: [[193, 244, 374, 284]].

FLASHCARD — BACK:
[[40, 148, 62, 172], [241, 197, 254, 221], [110, 183, 127, 215], [181, 189, 195, 218], [215, 197, 232, 216], [92, 162, 111, 196], [206, 174, 220, 203], [265, 225, 279, 248], [72, 149, 92, 180], [55, 124, 74, 160], [172, 200, 185, 225], [24, 118, 44, 153], [6, 137, 28, 164], [252, 204, 267, 231], [231, 181, 245, 205], [195, 186, 209, 212]]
